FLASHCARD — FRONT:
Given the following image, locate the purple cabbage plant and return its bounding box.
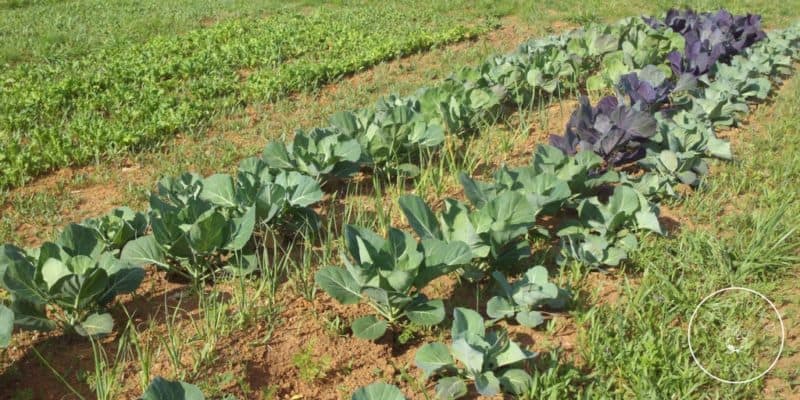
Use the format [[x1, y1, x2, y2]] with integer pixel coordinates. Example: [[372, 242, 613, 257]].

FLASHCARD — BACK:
[[549, 96, 657, 166], [617, 65, 675, 111], [646, 9, 766, 76]]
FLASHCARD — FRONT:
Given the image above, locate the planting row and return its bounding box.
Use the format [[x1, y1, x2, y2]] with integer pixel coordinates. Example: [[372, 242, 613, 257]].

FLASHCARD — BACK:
[[335, 10, 800, 399], [0, 2, 494, 188], [0, 14, 682, 346], [265, 16, 687, 178], [0, 9, 798, 399]]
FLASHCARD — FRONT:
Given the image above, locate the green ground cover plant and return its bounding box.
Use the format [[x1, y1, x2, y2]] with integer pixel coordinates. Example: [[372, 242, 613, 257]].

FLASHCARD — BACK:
[[0, 2, 494, 189]]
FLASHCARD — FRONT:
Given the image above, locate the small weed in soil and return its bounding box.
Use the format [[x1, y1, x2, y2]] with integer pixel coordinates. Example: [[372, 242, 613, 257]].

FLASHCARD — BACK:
[[291, 341, 333, 383]]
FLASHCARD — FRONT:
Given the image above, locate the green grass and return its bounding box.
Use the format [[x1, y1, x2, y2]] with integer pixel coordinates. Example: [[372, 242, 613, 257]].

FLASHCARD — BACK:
[[0, 1, 494, 189], [487, 0, 798, 29], [0, 0, 332, 66], [1, 0, 793, 68], [689, 289, 781, 383], [562, 78, 800, 398]]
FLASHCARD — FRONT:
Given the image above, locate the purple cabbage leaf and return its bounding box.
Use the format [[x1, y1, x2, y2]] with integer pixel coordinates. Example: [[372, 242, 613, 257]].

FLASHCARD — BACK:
[[549, 96, 657, 166], [646, 9, 766, 77]]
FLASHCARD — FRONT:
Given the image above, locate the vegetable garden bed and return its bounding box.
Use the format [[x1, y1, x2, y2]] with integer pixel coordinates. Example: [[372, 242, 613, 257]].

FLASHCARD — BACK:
[[0, 2, 495, 189], [1, 6, 799, 400]]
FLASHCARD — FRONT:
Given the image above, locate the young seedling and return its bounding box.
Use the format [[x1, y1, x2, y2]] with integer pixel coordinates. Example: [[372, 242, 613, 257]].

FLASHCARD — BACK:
[[415, 308, 536, 399], [0, 244, 144, 341], [398, 193, 535, 278], [261, 127, 362, 182], [140, 377, 205, 400], [351, 382, 406, 400], [315, 224, 471, 340], [292, 341, 332, 383], [486, 266, 569, 327], [557, 184, 663, 267]]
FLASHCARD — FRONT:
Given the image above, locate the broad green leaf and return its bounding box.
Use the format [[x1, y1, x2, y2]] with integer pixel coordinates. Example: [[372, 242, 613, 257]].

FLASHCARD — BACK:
[[677, 170, 698, 186], [434, 377, 467, 400], [659, 150, 679, 172], [525, 265, 550, 284], [607, 186, 641, 217], [458, 173, 490, 209], [634, 208, 663, 234], [398, 195, 442, 239], [515, 310, 545, 328], [254, 183, 286, 222], [351, 315, 387, 340], [57, 223, 105, 258], [70, 255, 95, 275], [489, 272, 514, 300], [452, 307, 485, 340], [499, 369, 533, 395], [223, 252, 259, 276], [586, 74, 607, 91], [411, 122, 445, 148], [451, 338, 484, 375], [11, 299, 55, 331], [199, 174, 237, 208], [3, 258, 47, 304], [486, 296, 515, 320], [469, 88, 499, 110], [286, 172, 323, 207], [75, 313, 113, 337], [441, 200, 487, 258], [41, 259, 71, 290], [261, 141, 295, 170], [344, 225, 386, 264], [98, 263, 145, 304], [53, 268, 108, 310], [479, 191, 536, 244], [414, 239, 471, 289], [0, 305, 13, 348], [639, 64, 667, 86], [383, 228, 424, 292], [315, 267, 362, 305], [475, 371, 501, 397], [121, 236, 168, 269], [330, 111, 360, 136], [188, 211, 228, 253], [361, 287, 390, 307], [421, 239, 472, 268], [533, 144, 567, 167], [512, 280, 557, 307], [141, 377, 205, 400], [707, 136, 732, 160], [333, 136, 362, 162], [226, 206, 256, 250], [605, 245, 629, 266], [414, 342, 453, 378], [493, 339, 535, 368], [0, 244, 29, 289], [404, 299, 445, 326], [351, 382, 406, 400]]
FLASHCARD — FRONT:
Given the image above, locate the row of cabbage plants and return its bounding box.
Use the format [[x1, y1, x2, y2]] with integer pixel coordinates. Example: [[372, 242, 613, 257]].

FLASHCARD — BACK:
[[339, 11, 800, 400], [0, 13, 682, 346]]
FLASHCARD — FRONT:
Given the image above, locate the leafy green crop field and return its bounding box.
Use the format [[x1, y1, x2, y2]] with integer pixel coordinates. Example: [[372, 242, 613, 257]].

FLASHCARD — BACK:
[[0, 1, 493, 189], [1, 1, 799, 399], [0, 0, 336, 66]]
